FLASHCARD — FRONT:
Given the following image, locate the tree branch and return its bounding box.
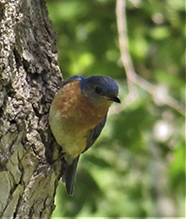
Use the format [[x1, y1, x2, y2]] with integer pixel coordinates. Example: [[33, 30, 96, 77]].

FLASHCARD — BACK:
[[116, 0, 185, 116], [116, 0, 138, 99]]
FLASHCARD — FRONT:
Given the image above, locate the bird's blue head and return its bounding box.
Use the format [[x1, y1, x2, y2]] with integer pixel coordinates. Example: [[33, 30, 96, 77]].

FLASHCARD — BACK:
[[79, 75, 120, 104]]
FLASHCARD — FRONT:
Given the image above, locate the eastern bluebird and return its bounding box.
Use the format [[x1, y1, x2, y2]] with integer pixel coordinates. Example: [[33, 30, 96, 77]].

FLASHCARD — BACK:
[[49, 75, 120, 196]]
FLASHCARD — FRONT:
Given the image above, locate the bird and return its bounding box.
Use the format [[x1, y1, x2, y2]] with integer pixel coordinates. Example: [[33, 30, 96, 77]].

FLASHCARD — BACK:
[[49, 75, 120, 196]]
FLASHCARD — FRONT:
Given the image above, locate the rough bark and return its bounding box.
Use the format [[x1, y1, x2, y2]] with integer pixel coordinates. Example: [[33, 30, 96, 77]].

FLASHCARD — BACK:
[[0, 0, 63, 218]]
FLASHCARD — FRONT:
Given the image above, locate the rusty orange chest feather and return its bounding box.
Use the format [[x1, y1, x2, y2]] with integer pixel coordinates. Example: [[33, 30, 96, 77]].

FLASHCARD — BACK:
[[51, 81, 111, 131]]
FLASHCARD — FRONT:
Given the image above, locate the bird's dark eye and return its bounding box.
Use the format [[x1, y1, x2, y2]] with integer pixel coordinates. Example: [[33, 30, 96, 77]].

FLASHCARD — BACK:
[[95, 86, 102, 94]]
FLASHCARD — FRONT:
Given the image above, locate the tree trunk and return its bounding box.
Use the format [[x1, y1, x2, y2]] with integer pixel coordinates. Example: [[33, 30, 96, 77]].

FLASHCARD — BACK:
[[0, 0, 62, 218]]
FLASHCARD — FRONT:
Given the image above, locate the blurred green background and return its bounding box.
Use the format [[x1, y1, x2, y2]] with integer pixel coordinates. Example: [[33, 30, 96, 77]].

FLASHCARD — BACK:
[[46, 0, 185, 218]]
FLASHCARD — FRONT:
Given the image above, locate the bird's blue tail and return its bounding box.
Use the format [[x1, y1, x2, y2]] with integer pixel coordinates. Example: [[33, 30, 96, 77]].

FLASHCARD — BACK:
[[62, 155, 80, 196]]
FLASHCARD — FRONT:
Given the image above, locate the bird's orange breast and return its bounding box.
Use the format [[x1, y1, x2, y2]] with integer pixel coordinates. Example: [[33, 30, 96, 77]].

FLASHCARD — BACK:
[[52, 81, 111, 132]]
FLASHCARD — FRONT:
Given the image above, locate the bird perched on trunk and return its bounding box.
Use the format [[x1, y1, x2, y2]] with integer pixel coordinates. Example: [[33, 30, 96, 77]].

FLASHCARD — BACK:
[[49, 75, 120, 196]]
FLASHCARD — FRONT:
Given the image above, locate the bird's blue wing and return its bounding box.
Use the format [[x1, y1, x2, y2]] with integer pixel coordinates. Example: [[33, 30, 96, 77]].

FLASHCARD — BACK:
[[84, 114, 107, 152], [61, 75, 85, 87]]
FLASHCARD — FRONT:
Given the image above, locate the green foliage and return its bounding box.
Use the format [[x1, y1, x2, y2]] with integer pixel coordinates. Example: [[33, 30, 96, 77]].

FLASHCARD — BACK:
[[46, 0, 185, 217]]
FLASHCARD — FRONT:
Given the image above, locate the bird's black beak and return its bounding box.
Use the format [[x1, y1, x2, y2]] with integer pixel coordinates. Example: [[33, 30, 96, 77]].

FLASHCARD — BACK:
[[109, 96, 121, 103]]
